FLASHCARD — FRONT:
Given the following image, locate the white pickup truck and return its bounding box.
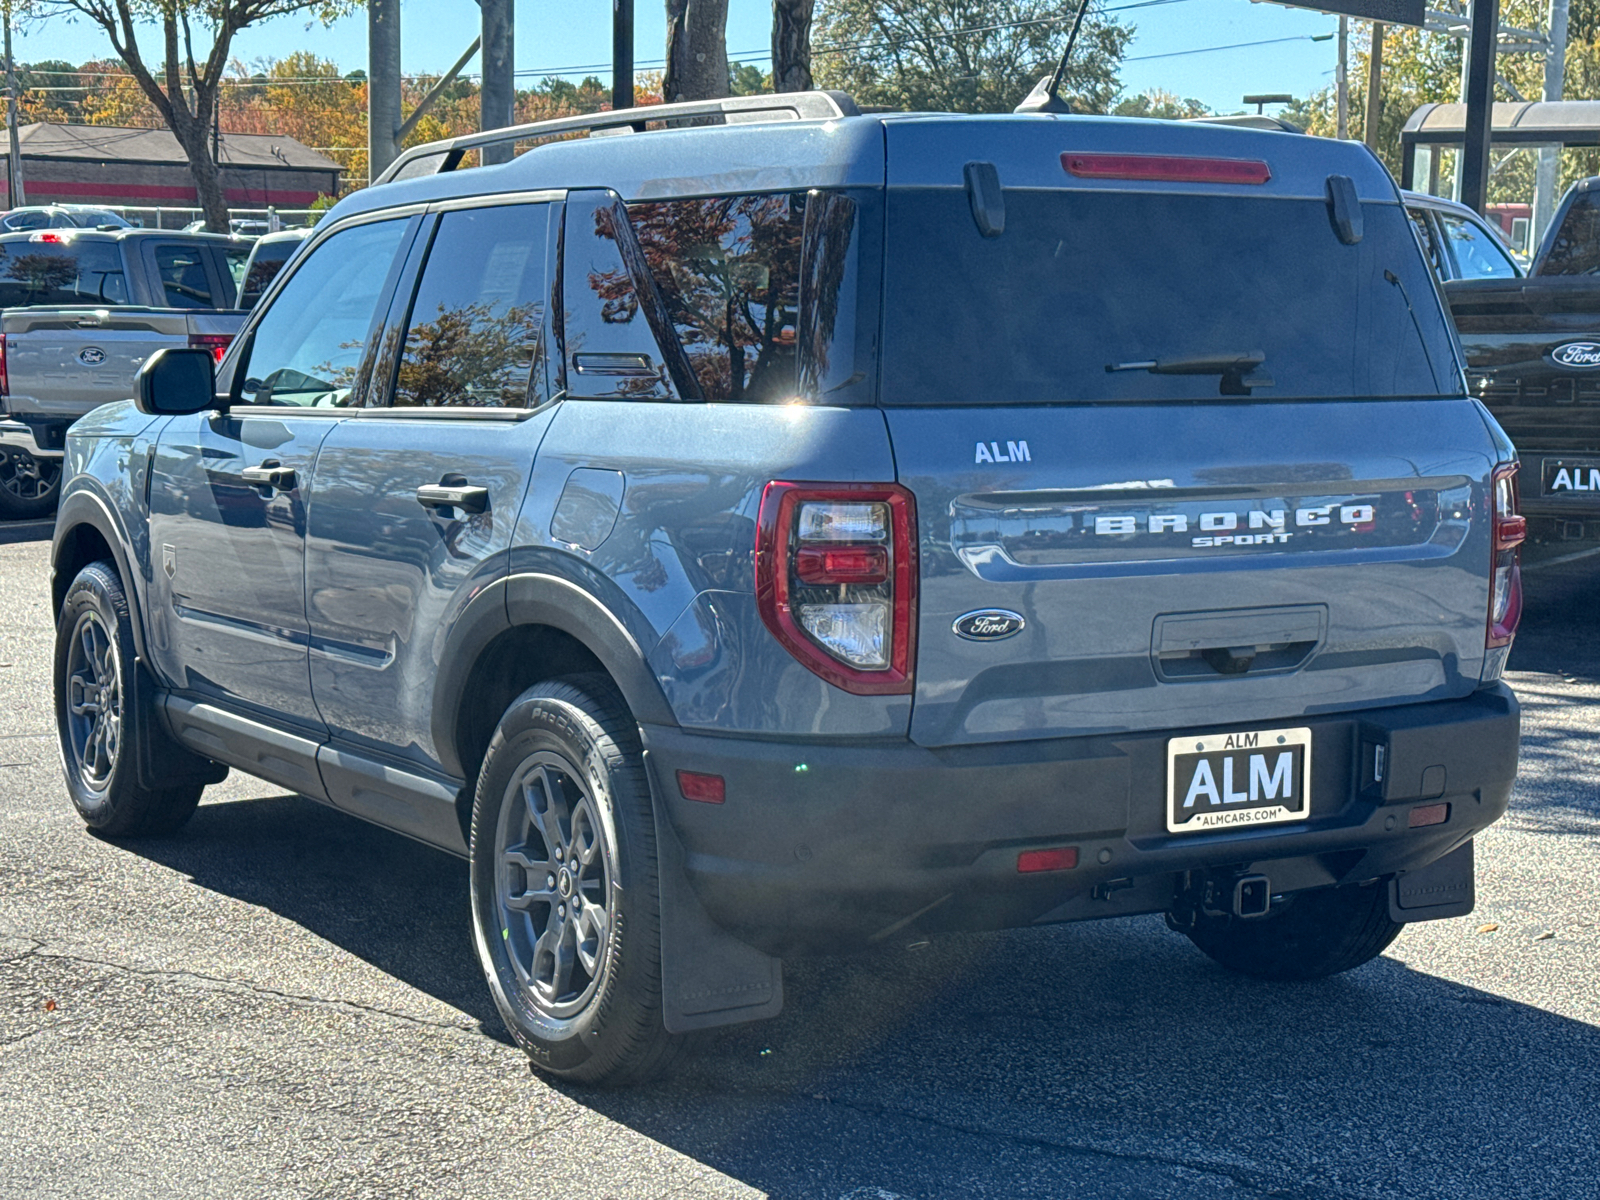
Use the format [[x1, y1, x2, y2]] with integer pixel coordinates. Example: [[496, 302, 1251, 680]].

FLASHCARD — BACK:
[[0, 228, 249, 518]]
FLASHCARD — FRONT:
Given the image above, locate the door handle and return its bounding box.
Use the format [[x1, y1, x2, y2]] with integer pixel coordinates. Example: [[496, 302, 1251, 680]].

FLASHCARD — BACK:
[[241, 461, 297, 491], [417, 478, 490, 515]]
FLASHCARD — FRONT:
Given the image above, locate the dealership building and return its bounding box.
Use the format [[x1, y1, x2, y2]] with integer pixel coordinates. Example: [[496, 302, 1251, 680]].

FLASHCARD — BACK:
[[0, 123, 342, 220]]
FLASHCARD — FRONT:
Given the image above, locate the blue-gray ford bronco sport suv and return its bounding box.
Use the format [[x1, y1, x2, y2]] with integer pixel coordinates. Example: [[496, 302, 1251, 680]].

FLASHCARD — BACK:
[[49, 91, 1524, 1084]]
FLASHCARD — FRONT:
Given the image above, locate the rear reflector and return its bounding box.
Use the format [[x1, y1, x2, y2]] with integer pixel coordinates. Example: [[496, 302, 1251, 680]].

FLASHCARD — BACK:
[[1017, 846, 1079, 873], [1408, 803, 1450, 828], [796, 545, 889, 585], [677, 770, 725, 804], [1062, 153, 1272, 185], [188, 333, 234, 363]]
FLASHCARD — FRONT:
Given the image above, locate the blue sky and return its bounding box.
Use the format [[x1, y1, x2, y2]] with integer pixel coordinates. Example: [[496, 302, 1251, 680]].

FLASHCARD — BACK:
[[17, 0, 1342, 115]]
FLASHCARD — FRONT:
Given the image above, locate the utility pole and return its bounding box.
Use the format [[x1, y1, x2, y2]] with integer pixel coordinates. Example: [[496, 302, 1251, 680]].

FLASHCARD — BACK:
[[1533, 0, 1570, 248], [1364, 22, 1385, 152], [613, 0, 634, 111], [1460, 0, 1501, 214], [480, 0, 514, 165], [3, 0, 24, 209], [1337, 15, 1350, 140], [368, 0, 402, 183]]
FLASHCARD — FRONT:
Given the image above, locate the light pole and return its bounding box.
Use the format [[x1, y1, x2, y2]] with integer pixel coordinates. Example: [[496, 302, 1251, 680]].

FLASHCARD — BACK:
[[4, 0, 24, 209]]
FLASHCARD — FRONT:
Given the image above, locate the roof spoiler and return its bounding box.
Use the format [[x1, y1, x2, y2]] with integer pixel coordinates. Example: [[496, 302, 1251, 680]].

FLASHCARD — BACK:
[[374, 90, 863, 186]]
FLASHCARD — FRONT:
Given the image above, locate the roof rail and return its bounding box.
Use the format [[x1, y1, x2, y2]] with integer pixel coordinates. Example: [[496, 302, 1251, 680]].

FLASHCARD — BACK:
[[375, 90, 862, 186]]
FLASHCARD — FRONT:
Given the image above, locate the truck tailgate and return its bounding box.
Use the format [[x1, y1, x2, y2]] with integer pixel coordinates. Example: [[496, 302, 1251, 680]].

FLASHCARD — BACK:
[[3, 307, 194, 420]]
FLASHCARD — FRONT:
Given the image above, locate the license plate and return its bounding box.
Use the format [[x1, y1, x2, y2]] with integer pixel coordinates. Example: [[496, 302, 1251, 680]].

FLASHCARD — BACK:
[[1541, 458, 1600, 497], [1166, 727, 1312, 834]]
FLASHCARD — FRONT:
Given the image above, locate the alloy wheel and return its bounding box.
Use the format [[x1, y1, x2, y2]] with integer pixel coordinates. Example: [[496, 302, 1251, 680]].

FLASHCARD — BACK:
[[494, 753, 614, 1020], [0, 447, 61, 502], [64, 609, 122, 789]]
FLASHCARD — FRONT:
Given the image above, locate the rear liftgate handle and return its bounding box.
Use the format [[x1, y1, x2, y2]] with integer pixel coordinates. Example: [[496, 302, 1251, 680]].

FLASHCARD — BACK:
[[416, 473, 489, 516]]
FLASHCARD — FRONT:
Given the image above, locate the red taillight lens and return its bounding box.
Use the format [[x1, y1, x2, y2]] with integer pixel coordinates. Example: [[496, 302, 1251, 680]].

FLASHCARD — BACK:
[[1487, 462, 1524, 649], [1408, 803, 1450, 828], [676, 770, 725, 804], [1062, 153, 1272, 185], [29, 231, 66, 244], [1017, 847, 1079, 873], [755, 481, 918, 696], [0, 333, 8, 397], [188, 333, 233, 363]]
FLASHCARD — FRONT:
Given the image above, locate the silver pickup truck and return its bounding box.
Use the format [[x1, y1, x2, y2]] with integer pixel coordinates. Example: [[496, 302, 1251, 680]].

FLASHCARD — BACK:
[[0, 229, 249, 518]]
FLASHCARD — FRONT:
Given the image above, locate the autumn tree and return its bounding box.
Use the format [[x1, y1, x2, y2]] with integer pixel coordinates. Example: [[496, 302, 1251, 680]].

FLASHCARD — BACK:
[[812, 0, 1132, 115], [45, 0, 345, 231]]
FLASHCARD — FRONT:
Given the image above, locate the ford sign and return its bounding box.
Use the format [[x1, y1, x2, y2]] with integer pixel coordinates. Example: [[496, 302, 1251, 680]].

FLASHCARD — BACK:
[[954, 609, 1025, 641], [1550, 341, 1600, 369], [78, 347, 106, 366]]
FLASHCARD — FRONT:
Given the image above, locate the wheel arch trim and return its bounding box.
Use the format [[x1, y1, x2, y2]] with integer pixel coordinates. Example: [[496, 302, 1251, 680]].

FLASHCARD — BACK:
[[52, 488, 150, 664]]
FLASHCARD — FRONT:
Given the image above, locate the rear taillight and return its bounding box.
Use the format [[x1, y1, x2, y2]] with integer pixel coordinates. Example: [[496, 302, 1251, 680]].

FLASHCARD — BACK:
[[1062, 153, 1272, 185], [0, 333, 8, 397], [756, 482, 917, 695], [188, 333, 233, 363], [1487, 462, 1525, 649]]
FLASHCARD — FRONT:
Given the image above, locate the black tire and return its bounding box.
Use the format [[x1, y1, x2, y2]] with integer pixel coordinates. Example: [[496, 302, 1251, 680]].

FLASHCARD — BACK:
[[0, 446, 62, 520], [469, 674, 683, 1085], [1182, 882, 1404, 981], [54, 561, 205, 836]]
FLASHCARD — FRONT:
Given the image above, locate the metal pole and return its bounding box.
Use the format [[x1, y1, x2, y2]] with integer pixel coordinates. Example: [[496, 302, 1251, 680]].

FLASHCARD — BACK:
[[1533, 0, 1570, 249], [368, 0, 403, 183], [1364, 22, 1385, 152], [1337, 16, 1349, 140], [480, 0, 514, 165], [4, 0, 24, 208], [1460, 0, 1501, 214], [613, 0, 634, 111]]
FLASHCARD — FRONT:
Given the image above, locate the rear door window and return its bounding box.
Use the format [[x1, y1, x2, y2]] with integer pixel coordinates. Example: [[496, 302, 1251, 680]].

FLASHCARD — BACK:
[[1439, 213, 1517, 279], [239, 218, 412, 407], [1538, 190, 1600, 275], [390, 204, 551, 408], [152, 243, 217, 307], [0, 239, 128, 305], [215, 243, 250, 305], [1408, 207, 1447, 279]]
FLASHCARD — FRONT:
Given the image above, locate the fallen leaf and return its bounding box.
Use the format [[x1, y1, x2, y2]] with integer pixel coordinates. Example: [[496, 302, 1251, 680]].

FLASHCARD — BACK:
[[43, 1000, 56, 1012], [1536, 931, 1555, 941], [1477, 923, 1500, 934]]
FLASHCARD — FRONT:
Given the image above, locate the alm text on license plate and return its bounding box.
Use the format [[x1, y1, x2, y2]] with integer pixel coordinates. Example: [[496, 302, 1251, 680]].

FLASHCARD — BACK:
[[1166, 727, 1312, 834]]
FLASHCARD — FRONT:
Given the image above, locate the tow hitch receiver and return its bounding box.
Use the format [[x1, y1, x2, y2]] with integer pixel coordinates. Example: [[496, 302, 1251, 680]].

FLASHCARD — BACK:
[[1167, 869, 1274, 929]]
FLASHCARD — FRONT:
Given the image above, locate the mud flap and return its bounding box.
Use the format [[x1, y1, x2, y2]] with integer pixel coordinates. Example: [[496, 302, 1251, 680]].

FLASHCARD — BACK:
[[645, 751, 783, 1034], [134, 659, 228, 792], [1389, 839, 1475, 923]]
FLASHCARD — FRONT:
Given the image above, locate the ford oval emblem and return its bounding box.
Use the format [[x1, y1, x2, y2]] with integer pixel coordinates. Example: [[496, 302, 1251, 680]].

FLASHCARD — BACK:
[[1550, 341, 1600, 369], [954, 609, 1025, 641], [78, 347, 106, 366]]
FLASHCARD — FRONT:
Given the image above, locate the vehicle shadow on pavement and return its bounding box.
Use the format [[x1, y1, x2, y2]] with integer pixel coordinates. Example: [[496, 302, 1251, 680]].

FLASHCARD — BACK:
[[110, 791, 510, 1039], [568, 920, 1600, 1199], [0, 518, 55, 546]]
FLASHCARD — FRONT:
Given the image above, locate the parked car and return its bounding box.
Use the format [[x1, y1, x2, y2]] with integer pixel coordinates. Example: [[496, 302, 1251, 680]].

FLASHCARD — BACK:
[[237, 227, 313, 309], [1424, 179, 1600, 538], [50, 94, 1522, 1085], [182, 218, 272, 237], [1403, 190, 1524, 281], [0, 205, 135, 232], [0, 228, 248, 518]]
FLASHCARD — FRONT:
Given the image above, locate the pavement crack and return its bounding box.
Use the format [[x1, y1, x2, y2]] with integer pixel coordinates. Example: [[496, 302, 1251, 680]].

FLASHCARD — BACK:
[[23, 945, 479, 1039]]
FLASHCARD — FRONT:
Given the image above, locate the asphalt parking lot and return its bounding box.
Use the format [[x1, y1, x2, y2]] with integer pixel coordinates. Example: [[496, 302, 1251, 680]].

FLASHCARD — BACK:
[[2, 518, 1597, 1200]]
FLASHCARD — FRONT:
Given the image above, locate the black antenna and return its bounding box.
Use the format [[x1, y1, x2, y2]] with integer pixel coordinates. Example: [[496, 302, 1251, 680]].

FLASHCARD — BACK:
[[1015, 0, 1093, 114]]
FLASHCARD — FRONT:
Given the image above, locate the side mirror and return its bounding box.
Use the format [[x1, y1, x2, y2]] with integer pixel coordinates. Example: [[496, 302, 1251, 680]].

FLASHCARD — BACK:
[[134, 347, 217, 416]]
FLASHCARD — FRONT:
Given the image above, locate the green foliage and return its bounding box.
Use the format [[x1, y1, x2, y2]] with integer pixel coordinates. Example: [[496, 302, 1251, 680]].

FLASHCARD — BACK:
[[1112, 88, 1210, 120], [813, 0, 1132, 115], [729, 63, 771, 96]]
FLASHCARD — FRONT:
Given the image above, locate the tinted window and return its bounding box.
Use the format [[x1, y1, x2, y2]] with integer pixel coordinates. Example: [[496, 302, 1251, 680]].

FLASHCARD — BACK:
[[881, 191, 1454, 403], [1408, 208, 1446, 278], [240, 218, 409, 407], [221, 244, 250, 298], [392, 204, 550, 408], [1538, 191, 1600, 275], [561, 191, 678, 400], [0, 239, 127, 306], [3, 211, 50, 231], [1439, 213, 1517, 279], [153, 243, 215, 307], [239, 240, 299, 309]]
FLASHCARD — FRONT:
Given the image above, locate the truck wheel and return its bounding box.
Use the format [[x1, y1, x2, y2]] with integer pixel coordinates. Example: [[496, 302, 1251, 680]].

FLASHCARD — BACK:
[[1181, 882, 1403, 981], [54, 562, 205, 836], [0, 447, 62, 519], [469, 675, 683, 1085]]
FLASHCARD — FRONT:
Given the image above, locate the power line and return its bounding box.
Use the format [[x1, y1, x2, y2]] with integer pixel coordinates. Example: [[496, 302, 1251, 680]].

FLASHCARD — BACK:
[[1125, 34, 1326, 63]]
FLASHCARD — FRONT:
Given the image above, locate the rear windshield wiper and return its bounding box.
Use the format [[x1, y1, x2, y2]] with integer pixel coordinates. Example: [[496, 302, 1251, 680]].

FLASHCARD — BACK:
[[1106, 350, 1274, 396]]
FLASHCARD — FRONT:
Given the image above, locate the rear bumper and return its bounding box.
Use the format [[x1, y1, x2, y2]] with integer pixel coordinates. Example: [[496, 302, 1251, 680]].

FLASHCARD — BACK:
[[642, 685, 1520, 952], [0, 416, 67, 459]]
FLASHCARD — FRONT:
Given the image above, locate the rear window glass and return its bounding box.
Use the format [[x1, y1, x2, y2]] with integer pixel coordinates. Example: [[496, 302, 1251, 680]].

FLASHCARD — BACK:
[[880, 191, 1457, 403], [0, 239, 127, 306], [239, 240, 298, 309], [1537, 191, 1600, 275], [154, 243, 214, 308]]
